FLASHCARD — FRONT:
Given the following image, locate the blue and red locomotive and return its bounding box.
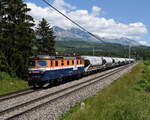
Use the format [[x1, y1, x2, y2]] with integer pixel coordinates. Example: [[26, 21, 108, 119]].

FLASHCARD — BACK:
[[28, 55, 85, 87], [28, 55, 135, 87]]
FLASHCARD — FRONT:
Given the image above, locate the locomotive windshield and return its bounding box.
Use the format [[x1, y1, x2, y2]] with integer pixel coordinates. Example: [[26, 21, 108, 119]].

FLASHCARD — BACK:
[[29, 61, 35, 67], [37, 60, 48, 67]]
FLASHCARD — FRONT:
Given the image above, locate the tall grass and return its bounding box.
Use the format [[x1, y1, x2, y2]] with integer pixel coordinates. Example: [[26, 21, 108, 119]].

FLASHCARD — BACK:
[[135, 60, 150, 91], [60, 62, 150, 120], [0, 72, 30, 95]]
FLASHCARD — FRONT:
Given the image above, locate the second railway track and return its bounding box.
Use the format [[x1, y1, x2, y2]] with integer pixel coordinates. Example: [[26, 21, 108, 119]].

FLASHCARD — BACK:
[[0, 88, 42, 102], [0, 63, 134, 120]]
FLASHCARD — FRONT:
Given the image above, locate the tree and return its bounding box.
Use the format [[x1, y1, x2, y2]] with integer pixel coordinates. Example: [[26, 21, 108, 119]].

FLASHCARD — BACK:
[[36, 18, 56, 54], [0, 0, 36, 79]]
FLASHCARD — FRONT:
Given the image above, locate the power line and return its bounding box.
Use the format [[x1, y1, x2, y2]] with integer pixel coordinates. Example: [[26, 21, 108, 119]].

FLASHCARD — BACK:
[[41, 0, 106, 43]]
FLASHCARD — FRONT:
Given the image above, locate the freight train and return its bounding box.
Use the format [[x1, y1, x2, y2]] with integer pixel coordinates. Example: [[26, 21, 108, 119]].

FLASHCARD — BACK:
[[28, 55, 135, 88]]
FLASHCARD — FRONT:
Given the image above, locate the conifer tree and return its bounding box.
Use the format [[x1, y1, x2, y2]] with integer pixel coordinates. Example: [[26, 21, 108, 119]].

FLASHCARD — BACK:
[[36, 18, 56, 54], [0, 0, 36, 78]]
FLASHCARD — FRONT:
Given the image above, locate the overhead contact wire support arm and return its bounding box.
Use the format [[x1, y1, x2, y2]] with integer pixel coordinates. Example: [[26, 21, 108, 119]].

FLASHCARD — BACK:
[[42, 0, 106, 43]]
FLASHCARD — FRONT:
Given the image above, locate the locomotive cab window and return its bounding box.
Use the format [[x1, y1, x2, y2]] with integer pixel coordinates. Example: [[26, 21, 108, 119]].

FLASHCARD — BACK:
[[37, 60, 48, 67]]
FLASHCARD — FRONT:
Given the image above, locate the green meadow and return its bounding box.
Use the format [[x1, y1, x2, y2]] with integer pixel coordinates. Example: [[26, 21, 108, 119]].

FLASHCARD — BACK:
[[60, 62, 150, 120], [0, 72, 30, 95]]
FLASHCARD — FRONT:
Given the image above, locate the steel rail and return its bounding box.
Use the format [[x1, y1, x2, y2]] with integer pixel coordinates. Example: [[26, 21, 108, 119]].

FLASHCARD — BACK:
[[0, 88, 43, 102], [0, 89, 33, 102]]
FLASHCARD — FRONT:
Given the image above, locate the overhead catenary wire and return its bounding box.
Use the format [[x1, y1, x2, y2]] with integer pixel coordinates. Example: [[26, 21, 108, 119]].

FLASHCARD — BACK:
[[41, 0, 106, 43]]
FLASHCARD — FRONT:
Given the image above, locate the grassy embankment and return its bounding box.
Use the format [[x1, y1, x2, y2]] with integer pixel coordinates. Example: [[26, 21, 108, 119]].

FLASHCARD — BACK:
[[0, 72, 30, 95], [60, 62, 150, 120]]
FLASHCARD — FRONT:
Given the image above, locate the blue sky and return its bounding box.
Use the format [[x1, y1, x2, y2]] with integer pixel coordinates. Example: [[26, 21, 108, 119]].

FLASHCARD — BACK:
[[24, 0, 150, 45]]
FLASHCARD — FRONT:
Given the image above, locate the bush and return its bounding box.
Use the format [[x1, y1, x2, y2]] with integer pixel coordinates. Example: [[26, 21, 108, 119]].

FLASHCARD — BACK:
[[0, 72, 30, 95], [0, 72, 12, 81], [0, 53, 9, 72], [143, 60, 150, 66], [136, 61, 150, 92], [0, 52, 17, 78]]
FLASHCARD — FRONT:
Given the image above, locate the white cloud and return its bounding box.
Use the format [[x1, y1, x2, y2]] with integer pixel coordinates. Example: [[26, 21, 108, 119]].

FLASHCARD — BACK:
[[26, 0, 148, 40], [139, 41, 147, 45], [91, 6, 101, 16], [52, 0, 76, 11]]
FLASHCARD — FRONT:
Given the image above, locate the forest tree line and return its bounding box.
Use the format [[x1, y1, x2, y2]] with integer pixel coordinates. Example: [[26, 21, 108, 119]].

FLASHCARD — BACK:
[[0, 0, 55, 79]]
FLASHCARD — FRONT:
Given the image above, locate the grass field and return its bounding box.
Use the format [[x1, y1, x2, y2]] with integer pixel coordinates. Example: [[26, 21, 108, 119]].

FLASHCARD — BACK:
[[0, 72, 30, 95], [60, 62, 150, 120]]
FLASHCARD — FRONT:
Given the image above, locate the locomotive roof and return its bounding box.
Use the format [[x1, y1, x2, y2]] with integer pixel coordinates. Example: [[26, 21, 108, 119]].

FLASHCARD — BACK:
[[29, 55, 82, 60]]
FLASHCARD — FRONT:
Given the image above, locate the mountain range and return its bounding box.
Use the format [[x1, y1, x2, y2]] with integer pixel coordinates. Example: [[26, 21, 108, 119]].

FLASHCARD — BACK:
[[52, 26, 141, 46]]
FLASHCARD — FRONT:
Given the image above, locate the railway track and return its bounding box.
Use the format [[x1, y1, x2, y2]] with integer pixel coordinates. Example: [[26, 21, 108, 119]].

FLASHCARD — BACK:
[[0, 88, 43, 102], [0, 63, 133, 120], [0, 64, 126, 103]]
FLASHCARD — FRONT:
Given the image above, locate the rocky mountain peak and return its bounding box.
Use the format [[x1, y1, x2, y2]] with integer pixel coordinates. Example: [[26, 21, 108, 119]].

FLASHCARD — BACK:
[[52, 26, 141, 46]]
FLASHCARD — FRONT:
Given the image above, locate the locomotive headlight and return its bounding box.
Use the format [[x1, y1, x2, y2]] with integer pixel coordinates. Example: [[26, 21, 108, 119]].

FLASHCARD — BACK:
[[29, 71, 32, 74]]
